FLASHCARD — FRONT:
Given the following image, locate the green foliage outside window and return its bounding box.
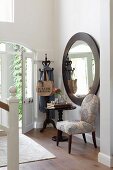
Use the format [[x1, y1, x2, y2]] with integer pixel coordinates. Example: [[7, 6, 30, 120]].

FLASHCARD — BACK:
[[10, 44, 30, 120], [11, 45, 26, 120], [12, 53, 23, 120]]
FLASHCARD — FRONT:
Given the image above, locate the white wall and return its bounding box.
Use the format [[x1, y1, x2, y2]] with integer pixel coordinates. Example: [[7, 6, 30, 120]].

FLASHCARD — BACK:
[[0, 0, 54, 51], [111, 0, 113, 160], [54, 0, 100, 137], [0, 0, 55, 127], [98, 0, 113, 167]]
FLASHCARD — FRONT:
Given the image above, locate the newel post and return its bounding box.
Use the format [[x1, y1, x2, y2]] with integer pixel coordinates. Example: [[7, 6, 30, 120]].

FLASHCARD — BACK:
[[7, 86, 19, 170]]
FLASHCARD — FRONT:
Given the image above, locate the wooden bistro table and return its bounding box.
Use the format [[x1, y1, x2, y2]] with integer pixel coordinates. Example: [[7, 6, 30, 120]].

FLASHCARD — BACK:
[[46, 103, 76, 142]]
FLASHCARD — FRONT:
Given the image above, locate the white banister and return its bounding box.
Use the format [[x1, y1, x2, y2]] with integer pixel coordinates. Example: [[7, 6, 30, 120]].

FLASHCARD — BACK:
[[7, 86, 19, 170], [0, 124, 8, 133]]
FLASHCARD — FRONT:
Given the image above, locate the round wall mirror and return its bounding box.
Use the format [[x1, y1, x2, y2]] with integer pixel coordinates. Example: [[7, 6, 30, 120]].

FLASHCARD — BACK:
[[62, 32, 100, 105]]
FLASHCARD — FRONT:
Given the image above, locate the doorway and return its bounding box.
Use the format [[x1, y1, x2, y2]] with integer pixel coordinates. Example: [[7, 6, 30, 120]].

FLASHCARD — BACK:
[[0, 42, 35, 133]]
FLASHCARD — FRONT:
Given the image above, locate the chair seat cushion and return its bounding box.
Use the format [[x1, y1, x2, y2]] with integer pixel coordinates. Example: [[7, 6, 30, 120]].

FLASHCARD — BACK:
[[56, 120, 95, 135]]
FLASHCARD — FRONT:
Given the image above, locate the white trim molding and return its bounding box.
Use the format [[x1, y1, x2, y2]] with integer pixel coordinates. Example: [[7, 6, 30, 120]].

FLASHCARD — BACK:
[[98, 152, 113, 167]]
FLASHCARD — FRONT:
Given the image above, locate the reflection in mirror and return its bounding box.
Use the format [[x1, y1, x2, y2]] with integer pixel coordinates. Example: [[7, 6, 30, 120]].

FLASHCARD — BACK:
[[62, 32, 100, 105], [68, 40, 95, 97], [65, 57, 77, 94]]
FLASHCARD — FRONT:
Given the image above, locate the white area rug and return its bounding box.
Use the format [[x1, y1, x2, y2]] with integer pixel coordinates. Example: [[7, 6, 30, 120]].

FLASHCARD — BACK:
[[0, 134, 55, 167]]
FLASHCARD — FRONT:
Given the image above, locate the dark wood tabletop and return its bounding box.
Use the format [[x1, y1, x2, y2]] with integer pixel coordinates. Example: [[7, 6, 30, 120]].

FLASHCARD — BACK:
[[46, 103, 76, 111]]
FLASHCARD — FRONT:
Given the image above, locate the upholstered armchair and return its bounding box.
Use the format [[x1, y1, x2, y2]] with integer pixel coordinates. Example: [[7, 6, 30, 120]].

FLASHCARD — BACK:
[[56, 94, 99, 154]]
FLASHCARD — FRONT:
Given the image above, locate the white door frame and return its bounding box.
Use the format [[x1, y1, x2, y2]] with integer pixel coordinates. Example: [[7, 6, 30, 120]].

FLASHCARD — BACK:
[[22, 52, 34, 133]]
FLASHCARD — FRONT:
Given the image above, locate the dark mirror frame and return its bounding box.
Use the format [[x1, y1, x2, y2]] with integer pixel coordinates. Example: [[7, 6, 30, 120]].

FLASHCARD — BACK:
[[62, 32, 100, 105]]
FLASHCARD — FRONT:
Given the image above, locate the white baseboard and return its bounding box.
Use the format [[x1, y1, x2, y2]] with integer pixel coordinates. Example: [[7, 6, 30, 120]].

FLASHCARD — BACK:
[[98, 152, 113, 167], [74, 133, 100, 147], [23, 123, 34, 134]]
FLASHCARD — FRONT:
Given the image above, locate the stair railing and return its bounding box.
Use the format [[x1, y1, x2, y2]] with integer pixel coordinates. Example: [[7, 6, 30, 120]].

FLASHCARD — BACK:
[[0, 86, 19, 170]]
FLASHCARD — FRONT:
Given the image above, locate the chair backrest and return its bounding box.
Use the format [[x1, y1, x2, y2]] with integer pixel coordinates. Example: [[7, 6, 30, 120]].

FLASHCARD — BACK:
[[80, 94, 99, 125]]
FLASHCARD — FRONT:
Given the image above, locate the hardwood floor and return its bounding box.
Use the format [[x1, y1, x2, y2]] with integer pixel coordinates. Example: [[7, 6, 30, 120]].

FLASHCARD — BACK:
[[0, 128, 112, 170]]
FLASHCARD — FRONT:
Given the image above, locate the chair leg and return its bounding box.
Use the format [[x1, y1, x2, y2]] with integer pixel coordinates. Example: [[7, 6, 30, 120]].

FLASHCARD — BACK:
[[68, 135, 72, 154], [92, 131, 97, 148], [56, 130, 61, 146], [82, 133, 87, 143]]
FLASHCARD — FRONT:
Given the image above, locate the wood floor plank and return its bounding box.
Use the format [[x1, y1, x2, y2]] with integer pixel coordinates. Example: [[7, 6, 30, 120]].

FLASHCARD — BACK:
[[0, 128, 112, 170]]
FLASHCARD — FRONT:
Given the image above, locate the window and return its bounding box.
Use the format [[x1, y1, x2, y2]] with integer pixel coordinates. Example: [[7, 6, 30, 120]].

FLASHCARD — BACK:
[[72, 57, 88, 95], [0, 58, 1, 98], [25, 58, 33, 98], [0, 43, 6, 52], [0, 0, 14, 22]]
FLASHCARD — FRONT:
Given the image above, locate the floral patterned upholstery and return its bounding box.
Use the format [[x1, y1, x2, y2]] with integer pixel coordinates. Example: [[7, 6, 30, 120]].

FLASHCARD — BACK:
[[56, 94, 99, 135]]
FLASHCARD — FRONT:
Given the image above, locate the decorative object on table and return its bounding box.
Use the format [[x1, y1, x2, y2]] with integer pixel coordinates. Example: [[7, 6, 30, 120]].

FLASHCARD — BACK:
[[52, 87, 67, 104], [36, 71, 54, 96]]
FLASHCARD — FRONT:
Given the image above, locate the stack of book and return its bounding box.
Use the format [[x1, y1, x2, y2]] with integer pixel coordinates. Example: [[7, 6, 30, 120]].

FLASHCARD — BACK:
[[47, 102, 72, 109], [47, 103, 55, 109]]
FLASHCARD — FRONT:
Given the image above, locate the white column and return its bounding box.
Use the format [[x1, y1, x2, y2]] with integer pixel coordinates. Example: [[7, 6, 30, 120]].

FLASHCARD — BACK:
[[7, 86, 19, 170], [98, 0, 113, 167]]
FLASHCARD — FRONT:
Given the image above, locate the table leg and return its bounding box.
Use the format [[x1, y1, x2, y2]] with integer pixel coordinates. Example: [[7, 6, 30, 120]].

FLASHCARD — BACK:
[[40, 110, 56, 133], [52, 132, 68, 142], [57, 109, 63, 121], [52, 109, 68, 141]]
